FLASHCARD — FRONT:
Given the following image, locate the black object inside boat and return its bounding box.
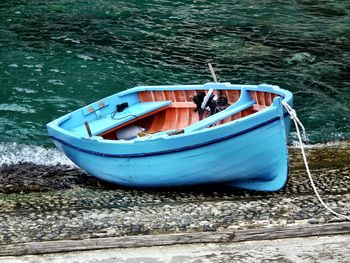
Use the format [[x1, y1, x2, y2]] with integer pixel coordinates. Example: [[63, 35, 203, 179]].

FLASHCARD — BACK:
[[117, 102, 129, 112], [193, 92, 216, 116]]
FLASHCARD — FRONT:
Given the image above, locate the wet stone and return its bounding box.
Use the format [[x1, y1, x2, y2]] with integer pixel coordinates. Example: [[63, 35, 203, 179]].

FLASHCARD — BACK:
[[0, 143, 349, 245]]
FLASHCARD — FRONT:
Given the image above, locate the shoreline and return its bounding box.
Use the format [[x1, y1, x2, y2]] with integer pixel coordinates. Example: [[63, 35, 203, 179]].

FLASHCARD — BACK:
[[1, 139, 350, 168], [0, 141, 349, 256]]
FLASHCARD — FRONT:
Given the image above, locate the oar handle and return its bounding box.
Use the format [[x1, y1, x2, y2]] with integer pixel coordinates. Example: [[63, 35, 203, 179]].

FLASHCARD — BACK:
[[208, 63, 218, 83], [201, 63, 220, 109], [201, 88, 213, 109]]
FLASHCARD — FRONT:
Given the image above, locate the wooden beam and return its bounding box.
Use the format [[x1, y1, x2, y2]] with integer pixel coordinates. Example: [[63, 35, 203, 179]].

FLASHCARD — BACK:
[[171, 102, 197, 108], [0, 222, 349, 256], [98, 104, 171, 137], [253, 104, 268, 111]]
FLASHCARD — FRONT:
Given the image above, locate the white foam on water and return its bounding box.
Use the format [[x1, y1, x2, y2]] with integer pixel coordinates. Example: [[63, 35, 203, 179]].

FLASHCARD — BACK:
[[76, 54, 93, 60], [289, 131, 350, 148], [51, 35, 67, 40], [65, 38, 80, 44], [0, 103, 36, 113], [13, 87, 37, 94], [0, 142, 75, 167], [290, 140, 347, 149], [48, 79, 65, 86]]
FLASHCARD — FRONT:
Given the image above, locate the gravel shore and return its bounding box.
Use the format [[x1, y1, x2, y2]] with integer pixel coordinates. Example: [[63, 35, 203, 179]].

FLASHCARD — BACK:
[[0, 142, 349, 250]]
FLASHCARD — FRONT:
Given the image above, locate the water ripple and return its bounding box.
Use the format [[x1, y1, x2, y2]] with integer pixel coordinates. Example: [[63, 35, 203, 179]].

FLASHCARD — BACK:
[[0, 103, 35, 113], [0, 0, 349, 145]]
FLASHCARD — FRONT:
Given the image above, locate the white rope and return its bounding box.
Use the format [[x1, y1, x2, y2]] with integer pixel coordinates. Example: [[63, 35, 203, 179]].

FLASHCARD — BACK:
[[282, 101, 350, 221], [282, 102, 307, 142]]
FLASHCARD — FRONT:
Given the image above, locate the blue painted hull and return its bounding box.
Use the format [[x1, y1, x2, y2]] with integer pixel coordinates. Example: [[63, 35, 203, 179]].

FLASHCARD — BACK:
[[47, 83, 293, 191]]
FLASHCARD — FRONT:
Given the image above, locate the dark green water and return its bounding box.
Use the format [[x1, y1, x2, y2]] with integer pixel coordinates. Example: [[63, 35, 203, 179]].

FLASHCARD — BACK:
[[0, 1, 349, 158]]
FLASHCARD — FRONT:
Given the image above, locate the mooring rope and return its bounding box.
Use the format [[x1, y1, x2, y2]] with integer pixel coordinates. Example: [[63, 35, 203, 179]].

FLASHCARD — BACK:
[[282, 101, 350, 221]]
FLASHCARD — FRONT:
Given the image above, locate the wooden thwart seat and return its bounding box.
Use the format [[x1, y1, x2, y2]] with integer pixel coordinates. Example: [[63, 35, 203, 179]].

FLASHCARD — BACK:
[[170, 102, 197, 109], [184, 100, 256, 132], [72, 101, 172, 137]]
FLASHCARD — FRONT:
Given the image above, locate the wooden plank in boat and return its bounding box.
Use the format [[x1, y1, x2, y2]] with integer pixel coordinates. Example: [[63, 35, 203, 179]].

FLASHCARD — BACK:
[[185, 100, 255, 132], [253, 104, 268, 111], [171, 102, 197, 108], [71, 101, 172, 137]]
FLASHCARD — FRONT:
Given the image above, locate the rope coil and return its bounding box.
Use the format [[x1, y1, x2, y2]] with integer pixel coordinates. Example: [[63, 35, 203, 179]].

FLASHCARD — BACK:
[[282, 101, 350, 221]]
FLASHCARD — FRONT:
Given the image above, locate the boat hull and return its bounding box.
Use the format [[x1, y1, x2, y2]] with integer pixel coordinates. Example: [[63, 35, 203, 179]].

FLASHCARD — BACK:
[[52, 113, 289, 191], [48, 83, 293, 192]]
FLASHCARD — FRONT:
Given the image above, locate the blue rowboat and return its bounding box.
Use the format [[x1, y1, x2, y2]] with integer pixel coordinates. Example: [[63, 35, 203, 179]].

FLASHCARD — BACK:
[[47, 82, 293, 191]]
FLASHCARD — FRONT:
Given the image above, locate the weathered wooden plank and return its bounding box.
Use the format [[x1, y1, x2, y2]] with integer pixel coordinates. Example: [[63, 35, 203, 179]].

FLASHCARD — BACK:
[[233, 222, 350, 242], [171, 102, 197, 108], [0, 222, 349, 256]]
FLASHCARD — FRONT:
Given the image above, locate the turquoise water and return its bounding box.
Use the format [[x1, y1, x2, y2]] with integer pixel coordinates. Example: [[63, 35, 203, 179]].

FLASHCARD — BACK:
[[0, 0, 349, 150]]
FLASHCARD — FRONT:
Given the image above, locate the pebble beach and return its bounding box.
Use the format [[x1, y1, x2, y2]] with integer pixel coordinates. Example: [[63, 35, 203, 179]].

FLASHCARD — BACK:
[[0, 142, 349, 256]]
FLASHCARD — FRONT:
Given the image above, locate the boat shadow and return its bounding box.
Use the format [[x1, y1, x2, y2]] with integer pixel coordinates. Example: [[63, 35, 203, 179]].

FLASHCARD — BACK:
[[0, 163, 280, 198]]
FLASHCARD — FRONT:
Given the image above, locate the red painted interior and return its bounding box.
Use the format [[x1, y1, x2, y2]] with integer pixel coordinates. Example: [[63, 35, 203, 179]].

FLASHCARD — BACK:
[[99, 89, 276, 140]]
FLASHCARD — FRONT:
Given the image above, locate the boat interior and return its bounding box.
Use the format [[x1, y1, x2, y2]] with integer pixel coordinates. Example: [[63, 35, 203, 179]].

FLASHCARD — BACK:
[[103, 89, 277, 140], [60, 88, 279, 141]]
